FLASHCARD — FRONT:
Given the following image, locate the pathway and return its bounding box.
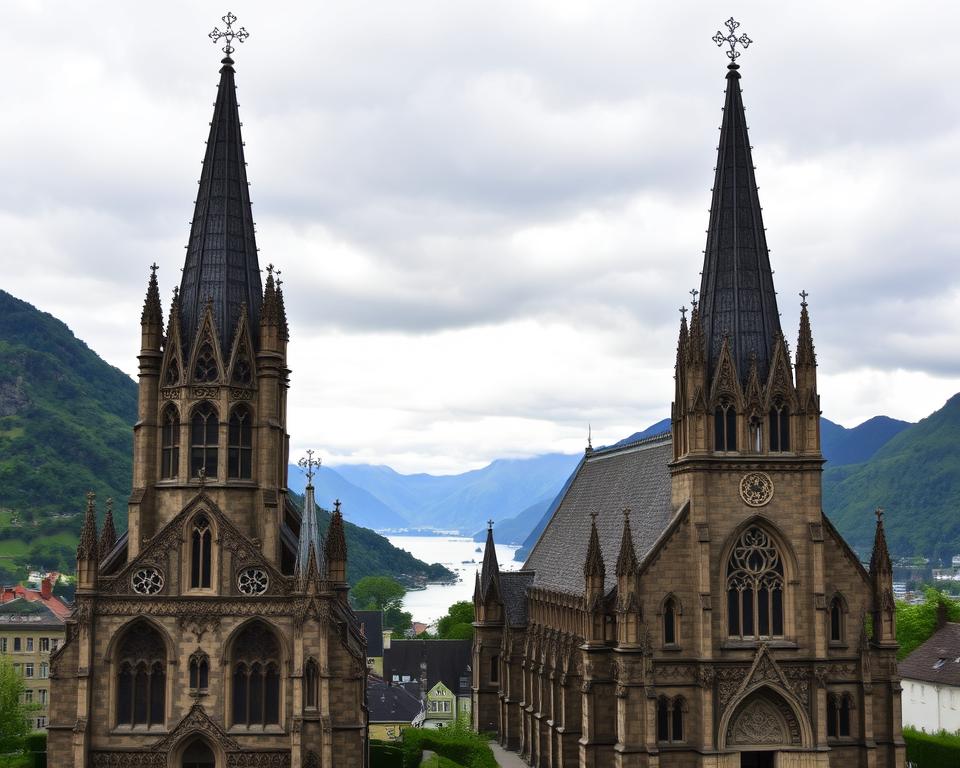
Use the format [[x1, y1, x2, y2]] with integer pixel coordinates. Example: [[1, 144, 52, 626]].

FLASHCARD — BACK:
[[488, 741, 528, 768]]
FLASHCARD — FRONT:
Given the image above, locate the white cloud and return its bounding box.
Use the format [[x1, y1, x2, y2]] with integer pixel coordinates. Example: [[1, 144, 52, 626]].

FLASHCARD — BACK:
[[2, 1, 959, 473]]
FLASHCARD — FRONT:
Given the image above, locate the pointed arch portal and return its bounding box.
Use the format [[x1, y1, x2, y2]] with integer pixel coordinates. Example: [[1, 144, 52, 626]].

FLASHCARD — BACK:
[[181, 738, 216, 768]]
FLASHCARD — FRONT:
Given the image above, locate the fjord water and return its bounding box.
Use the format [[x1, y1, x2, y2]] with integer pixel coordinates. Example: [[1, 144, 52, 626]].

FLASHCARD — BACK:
[[386, 534, 522, 625]]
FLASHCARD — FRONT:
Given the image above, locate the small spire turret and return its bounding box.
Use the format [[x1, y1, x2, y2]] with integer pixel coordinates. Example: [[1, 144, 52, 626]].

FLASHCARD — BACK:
[[326, 499, 348, 596], [77, 491, 99, 591], [870, 507, 897, 645], [615, 509, 637, 578], [98, 497, 117, 561], [584, 512, 605, 582], [141, 263, 163, 328], [480, 519, 500, 598]]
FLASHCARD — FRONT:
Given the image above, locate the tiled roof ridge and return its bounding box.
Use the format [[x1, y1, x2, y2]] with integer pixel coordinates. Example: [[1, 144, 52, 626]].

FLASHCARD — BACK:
[[592, 430, 671, 457]]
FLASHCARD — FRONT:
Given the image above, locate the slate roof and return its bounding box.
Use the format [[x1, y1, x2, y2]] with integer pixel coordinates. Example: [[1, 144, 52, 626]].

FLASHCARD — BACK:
[[899, 623, 960, 687], [178, 54, 262, 354], [384, 639, 472, 696], [356, 610, 384, 656], [698, 63, 782, 384], [523, 434, 674, 595], [366, 675, 424, 724], [499, 571, 534, 627]]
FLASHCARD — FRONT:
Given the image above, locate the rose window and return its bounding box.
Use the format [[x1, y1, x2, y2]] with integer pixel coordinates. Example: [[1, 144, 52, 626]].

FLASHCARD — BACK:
[[237, 567, 269, 595], [131, 567, 164, 595]]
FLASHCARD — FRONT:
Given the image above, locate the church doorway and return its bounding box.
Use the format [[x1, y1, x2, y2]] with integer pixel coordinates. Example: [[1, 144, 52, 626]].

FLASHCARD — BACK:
[[181, 739, 216, 768], [740, 751, 776, 768]]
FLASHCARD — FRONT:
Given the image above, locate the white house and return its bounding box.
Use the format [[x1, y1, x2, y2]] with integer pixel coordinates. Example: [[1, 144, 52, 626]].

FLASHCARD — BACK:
[[900, 622, 960, 733]]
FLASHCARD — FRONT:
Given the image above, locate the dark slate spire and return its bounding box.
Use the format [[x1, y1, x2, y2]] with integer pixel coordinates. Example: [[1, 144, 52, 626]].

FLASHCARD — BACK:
[[325, 500, 348, 570], [698, 62, 781, 384], [295, 481, 325, 586], [615, 509, 638, 578], [98, 497, 117, 561], [141, 263, 163, 327], [178, 54, 262, 354], [796, 293, 816, 367], [584, 513, 605, 580], [870, 507, 892, 582], [480, 520, 500, 596]]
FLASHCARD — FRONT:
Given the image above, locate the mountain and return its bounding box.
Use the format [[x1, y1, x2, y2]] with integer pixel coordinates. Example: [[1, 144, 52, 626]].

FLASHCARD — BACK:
[[606, 418, 672, 449], [333, 453, 582, 533], [472, 496, 555, 545], [823, 394, 960, 560], [821, 416, 912, 466], [0, 290, 449, 586]]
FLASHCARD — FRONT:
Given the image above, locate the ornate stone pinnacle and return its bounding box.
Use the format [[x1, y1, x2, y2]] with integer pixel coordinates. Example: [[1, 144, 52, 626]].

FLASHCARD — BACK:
[[209, 11, 249, 56], [712, 17, 753, 62]]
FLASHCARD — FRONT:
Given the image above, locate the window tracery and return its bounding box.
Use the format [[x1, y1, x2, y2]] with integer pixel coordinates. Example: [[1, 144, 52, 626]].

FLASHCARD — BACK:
[[769, 398, 790, 452], [657, 696, 684, 742], [189, 650, 209, 691], [231, 622, 281, 727], [190, 514, 213, 590], [228, 405, 253, 479], [829, 596, 844, 644], [827, 693, 854, 738], [194, 344, 219, 383], [131, 567, 164, 596], [304, 658, 319, 710], [115, 622, 166, 727], [726, 526, 785, 639], [714, 398, 737, 451], [663, 597, 678, 646], [237, 567, 268, 596], [165, 358, 180, 386], [160, 405, 180, 479], [190, 403, 219, 478]]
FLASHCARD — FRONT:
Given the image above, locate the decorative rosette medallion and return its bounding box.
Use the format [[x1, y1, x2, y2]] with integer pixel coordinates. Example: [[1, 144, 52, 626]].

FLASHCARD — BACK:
[[739, 472, 774, 507]]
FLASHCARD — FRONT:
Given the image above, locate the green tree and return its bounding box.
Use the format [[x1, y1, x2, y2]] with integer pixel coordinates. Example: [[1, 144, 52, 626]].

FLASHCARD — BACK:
[[436, 601, 474, 640], [0, 656, 32, 754], [896, 588, 960, 659], [351, 576, 406, 611]]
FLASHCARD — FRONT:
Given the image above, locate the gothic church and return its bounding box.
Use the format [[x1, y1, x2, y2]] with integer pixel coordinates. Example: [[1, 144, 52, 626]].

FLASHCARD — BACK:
[[473, 31, 906, 768], [47, 24, 367, 768]]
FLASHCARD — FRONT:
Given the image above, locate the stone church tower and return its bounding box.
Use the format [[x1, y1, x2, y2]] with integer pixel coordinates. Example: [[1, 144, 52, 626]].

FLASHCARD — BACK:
[[47, 21, 367, 768], [474, 24, 905, 768]]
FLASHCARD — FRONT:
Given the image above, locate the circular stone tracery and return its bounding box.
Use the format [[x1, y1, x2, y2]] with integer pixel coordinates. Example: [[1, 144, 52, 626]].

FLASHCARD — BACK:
[[739, 472, 774, 507], [237, 567, 269, 595], [131, 567, 164, 595]]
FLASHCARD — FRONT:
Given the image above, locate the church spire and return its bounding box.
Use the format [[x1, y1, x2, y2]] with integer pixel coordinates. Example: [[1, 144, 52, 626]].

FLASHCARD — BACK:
[[77, 491, 99, 591], [296, 451, 325, 589], [98, 497, 117, 561], [178, 19, 261, 356], [699, 20, 781, 385], [325, 499, 348, 590], [870, 507, 897, 644], [480, 520, 500, 597], [615, 509, 638, 578]]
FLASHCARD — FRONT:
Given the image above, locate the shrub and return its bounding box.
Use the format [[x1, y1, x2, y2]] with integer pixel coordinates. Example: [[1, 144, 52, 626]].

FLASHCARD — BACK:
[[400, 723, 495, 768], [904, 726, 960, 767], [370, 739, 404, 768]]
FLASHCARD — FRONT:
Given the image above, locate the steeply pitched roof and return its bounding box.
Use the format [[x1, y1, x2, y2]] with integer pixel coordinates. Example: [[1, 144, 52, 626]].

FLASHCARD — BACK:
[[0, 598, 66, 629], [295, 483, 325, 583], [499, 571, 534, 627], [899, 623, 960, 687], [524, 435, 674, 595], [178, 55, 262, 354], [384, 639, 472, 696], [366, 675, 423, 724], [356, 610, 385, 656], [480, 523, 499, 598], [698, 63, 781, 384]]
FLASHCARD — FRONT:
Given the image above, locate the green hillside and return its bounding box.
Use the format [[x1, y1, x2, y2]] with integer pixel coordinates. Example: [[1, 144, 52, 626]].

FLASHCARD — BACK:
[[824, 393, 960, 560], [0, 290, 452, 587]]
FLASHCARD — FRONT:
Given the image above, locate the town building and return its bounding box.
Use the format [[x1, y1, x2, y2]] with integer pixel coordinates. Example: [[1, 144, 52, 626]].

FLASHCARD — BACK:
[[384, 639, 472, 728], [474, 22, 905, 768], [356, 610, 390, 676], [367, 675, 424, 741], [900, 618, 960, 733], [46, 15, 367, 768], [0, 598, 66, 730], [0, 572, 71, 620]]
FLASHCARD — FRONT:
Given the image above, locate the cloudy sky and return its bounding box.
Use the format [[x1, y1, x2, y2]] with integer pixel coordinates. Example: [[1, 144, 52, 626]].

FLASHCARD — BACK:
[[2, 2, 959, 473]]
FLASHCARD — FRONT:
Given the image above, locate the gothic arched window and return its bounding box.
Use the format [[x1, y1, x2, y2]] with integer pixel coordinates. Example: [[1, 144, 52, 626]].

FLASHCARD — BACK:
[[189, 651, 209, 691], [165, 358, 180, 386], [663, 597, 677, 646], [228, 406, 253, 480], [656, 696, 684, 742], [190, 514, 213, 590], [830, 596, 844, 644], [190, 403, 218, 479], [769, 400, 790, 452], [714, 399, 737, 451], [827, 693, 854, 738], [231, 622, 281, 727], [160, 405, 180, 479], [726, 526, 785, 639], [304, 658, 319, 710], [115, 622, 166, 727], [194, 343, 218, 383]]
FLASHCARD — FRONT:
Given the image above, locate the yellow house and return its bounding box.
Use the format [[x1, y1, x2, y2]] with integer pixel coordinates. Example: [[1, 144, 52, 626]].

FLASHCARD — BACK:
[[367, 674, 423, 741], [0, 598, 66, 730]]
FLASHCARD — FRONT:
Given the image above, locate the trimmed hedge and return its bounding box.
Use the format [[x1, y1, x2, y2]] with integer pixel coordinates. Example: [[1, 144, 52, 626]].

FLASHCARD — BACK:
[[400, 725, 496, 768], [904, 726, 960, 767], [370, 740, 404, 768]]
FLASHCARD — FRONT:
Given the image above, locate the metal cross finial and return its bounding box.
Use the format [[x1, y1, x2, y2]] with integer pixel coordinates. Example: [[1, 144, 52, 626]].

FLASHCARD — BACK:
[[334, 499, 342, 514], [875, 507, 884, 523], [488, 519, 494, 530], [799, 290, 809, 307], [689, 288, 699, 308], [679, 306, 688, 321], [266, 263, 275, 277], [149, 262, 159, 275], [587, 423, 593, 451], [275, 268, 283, 289], [622, 507, 632, 521], [209, 12, 249, 56], [298, 450, 321, 483], [712, 17, 753, 62], [590, 510, 599, 523]]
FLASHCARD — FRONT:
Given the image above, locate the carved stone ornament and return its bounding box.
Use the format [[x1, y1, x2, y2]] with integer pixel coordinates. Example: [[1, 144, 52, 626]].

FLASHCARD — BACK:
[[152, 702, 240, 753], [728, 698, 787, 745], [91, 753, 165, 767], [179, 615, 221, 641], [237, 567, 269, 595], [193, 386, 219, 399], [739, 472, 774, 507], [160, 387, 181, 400], [131, 567, 164, 595]]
